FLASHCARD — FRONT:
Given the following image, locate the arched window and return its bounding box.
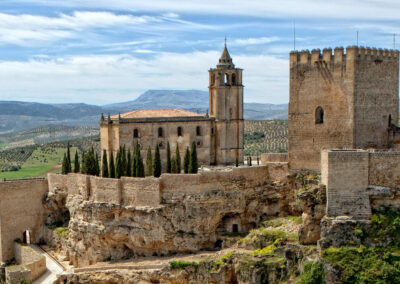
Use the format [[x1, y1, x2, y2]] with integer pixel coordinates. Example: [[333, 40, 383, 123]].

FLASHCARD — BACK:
[[133, 128, 139, 138], [158, 127, 163, 137], [177, 127, 183, 136], [211, 74, 215, 85], [196, 126, 201, 136], [389, 114, 392, 127], [232, 73, 236, 85], [211, 128, 214, 135], [315, 107, 324, 124], [225, 73, 229, 85]]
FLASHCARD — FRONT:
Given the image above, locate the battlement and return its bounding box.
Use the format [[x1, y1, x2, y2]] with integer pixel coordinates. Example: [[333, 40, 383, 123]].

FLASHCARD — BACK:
[[290, 46, 399, 68]]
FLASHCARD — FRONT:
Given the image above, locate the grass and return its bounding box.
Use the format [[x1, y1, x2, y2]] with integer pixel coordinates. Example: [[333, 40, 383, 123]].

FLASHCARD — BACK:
[[0, 146, 77, 179], [169, 260, 198, 269]]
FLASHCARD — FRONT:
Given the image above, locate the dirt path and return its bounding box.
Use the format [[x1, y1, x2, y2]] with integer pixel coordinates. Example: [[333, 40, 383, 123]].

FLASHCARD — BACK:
[[34, 164, 62, 178]]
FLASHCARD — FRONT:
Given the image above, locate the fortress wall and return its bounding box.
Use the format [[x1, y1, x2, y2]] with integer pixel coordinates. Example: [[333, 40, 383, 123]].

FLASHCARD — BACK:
[[89, 176, 120, 204], [321, 150, 371, 219], [47, 165, 280, 209], [14, 243, 46, 281], [261, 153, 288, 164], [0, 179, 48, 262], [369, 152, 400, 189], [121, 177, 160, 207]]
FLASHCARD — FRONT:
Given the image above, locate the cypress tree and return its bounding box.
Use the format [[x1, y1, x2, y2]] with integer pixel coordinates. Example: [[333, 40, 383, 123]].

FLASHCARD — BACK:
[[153, 144, 162, 177], [248, 156, 252, 166], [116, 147, 123, 178], [109, 152, 115, 178], [66, 142, 72, 173], [81, 151, 87, 174], [235, 157, 239, 167], [61, 153, 69, 174], [257, 157, 260, 165], [126, 150, 132, 176], [184, 147, 190, 174], [166, 141, 171, 173], [132, 142, 139, 177], [146, 146, 153, 176], [135, 145, 145, 177], [189, 142, 198, 173], [171, 157, 177, 173], [94, 152, 100, 176], [74, 150, 80, 173], [121, 145, 127, 176], [102, 150, 109, 178], [175, 146, 181, 173]]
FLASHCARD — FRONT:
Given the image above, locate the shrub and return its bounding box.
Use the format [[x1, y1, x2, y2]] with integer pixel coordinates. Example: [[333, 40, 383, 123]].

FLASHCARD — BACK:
[[298, 261, 325, 284], [55, 227, 69, 238], [169, 260, 198, 269]]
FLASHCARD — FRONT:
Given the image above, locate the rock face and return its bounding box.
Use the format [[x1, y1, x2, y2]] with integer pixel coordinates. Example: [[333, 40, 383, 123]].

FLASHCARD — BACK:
[[46, 168, 300, 267], [297, 185, 326, 245]]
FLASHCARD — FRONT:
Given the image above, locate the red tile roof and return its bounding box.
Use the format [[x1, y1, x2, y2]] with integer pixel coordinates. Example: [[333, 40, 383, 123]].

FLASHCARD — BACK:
[[111, 109, 204, 119]]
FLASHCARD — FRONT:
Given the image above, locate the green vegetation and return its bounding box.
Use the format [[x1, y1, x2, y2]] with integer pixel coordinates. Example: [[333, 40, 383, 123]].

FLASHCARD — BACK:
[[322, 246, 400, 284], [244, 120, 288, 156], [146, 146, 153, 176], [153, 144, 161, 177], [189, 141, 198, 173], [102, 150, 109, 177], [297, 261, 325, 284], [109, 151, 115, 178], [175, 145, 181, 173], [55, 227, 69, 238], [169, 260, 198, 269], [183, 146, 190, 173], [368, 207, 400, 246], [166, 141, 171, 173]]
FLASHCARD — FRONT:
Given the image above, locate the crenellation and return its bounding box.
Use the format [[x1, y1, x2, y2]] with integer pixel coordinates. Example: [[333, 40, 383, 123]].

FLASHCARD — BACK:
[[322, 48, 332, 62], [311, 49, 321, 62], [299, 50, 310, 64]]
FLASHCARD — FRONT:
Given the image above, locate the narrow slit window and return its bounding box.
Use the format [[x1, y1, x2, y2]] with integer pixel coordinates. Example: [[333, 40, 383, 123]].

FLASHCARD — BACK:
[[315, 107, 324, 124]]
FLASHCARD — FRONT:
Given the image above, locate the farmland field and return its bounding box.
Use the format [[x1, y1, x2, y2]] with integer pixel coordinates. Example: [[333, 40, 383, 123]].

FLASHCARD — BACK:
[[0, 120, 288, 179]]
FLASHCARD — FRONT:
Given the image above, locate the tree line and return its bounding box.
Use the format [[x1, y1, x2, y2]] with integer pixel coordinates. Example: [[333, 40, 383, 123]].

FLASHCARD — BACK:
[[62, 141, 199, 178]]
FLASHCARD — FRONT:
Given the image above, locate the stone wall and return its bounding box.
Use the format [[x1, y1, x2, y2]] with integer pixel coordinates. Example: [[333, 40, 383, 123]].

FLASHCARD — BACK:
[[322, 150, 371, 219], [322, 150, 400, 219], [261, 153, 288, 164], [48, 165, 287, 208], [0, 179, 48, 262], [14, 243, 46, 281], [369, 152, 400, 189]]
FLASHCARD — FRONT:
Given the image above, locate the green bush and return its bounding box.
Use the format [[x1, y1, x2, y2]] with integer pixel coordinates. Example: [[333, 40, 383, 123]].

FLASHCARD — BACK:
[[322, 246, 400, 284], [55, 227, 69, 238], [298, 261, 325, 284], [169, 260, 198, 269]]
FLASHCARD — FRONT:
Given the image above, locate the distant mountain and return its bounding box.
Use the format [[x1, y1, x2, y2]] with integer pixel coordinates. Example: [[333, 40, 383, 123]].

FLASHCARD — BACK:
[[0, 90, 288, 134], [105, 90, 209, 110]]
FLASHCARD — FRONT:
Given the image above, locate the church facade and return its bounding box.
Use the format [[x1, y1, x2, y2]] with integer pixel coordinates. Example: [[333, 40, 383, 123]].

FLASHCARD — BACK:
[[100, 45, 244, 167]]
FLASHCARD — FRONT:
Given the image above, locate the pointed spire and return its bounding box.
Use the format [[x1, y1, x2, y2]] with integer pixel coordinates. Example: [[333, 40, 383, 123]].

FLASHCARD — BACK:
[[217, 38, 234, 69]]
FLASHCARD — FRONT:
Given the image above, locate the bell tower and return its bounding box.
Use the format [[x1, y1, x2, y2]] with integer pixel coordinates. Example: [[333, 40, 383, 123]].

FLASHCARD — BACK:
[[209, 42, 244, 164]]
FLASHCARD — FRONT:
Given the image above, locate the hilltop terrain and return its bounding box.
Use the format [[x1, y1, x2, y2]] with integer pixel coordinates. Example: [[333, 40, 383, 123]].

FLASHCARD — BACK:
[[0, 90, 288, 133]]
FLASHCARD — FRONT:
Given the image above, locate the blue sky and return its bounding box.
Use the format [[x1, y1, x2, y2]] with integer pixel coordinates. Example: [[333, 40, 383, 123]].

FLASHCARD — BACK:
[[0, 1, 399, 105]]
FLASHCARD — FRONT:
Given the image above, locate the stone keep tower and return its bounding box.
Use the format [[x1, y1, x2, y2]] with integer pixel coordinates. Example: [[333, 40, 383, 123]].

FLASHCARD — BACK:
[[289, 46, 399, 171], [209, 44, 244, 164]]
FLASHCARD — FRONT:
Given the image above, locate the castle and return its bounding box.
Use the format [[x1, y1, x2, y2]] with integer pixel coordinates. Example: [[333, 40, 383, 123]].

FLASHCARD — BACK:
[[289, 47, 400, 171], [1, 45, 400, 283], [100, 44, 244, 166]]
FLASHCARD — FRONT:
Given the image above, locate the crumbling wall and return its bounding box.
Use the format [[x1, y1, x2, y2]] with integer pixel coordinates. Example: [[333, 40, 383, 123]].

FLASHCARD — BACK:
[[369, 152, 400, 189], [0, 179, 48, 263]]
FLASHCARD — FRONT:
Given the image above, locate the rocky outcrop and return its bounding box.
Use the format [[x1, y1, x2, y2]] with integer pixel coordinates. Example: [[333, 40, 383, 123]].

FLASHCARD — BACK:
[[50, 173, 300, 267], [297, 186, 326, 245]]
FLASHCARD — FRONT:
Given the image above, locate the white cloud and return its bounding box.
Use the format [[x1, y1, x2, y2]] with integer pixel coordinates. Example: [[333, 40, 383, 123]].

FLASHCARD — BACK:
[[0, 51, 288, 104], [233, 37, 280, 46], [12, 0, 400, 20]]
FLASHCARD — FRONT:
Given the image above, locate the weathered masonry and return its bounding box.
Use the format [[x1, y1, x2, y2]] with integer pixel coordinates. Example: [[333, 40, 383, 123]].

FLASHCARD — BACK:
[[289, 47, 400, 171], [100, 44, 244, 166]]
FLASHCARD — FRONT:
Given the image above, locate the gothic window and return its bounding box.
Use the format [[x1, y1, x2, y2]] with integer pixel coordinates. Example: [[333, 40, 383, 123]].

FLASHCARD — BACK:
[[232, 73, 236, 85], [211, 74, 215, 85], [225, 73, 229, 85], [158, 127, 163, 137], [133, 128, 139, 138], [211, 128, 214, 135], [196, 126, 201, 136], [315, 107, 324, 124], [177, 127, 183, 136]]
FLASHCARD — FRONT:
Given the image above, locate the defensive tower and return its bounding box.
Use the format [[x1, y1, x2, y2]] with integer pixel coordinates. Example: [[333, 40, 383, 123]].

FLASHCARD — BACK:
[[289, 46, 399, 171]]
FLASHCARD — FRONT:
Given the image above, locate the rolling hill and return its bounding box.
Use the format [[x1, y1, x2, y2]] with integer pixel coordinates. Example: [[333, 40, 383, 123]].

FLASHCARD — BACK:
[[0, 90, 288, 134]]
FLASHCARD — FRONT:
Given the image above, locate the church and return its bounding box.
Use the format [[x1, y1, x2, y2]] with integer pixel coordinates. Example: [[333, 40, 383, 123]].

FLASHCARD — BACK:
[[100, 44, 244, 166]]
